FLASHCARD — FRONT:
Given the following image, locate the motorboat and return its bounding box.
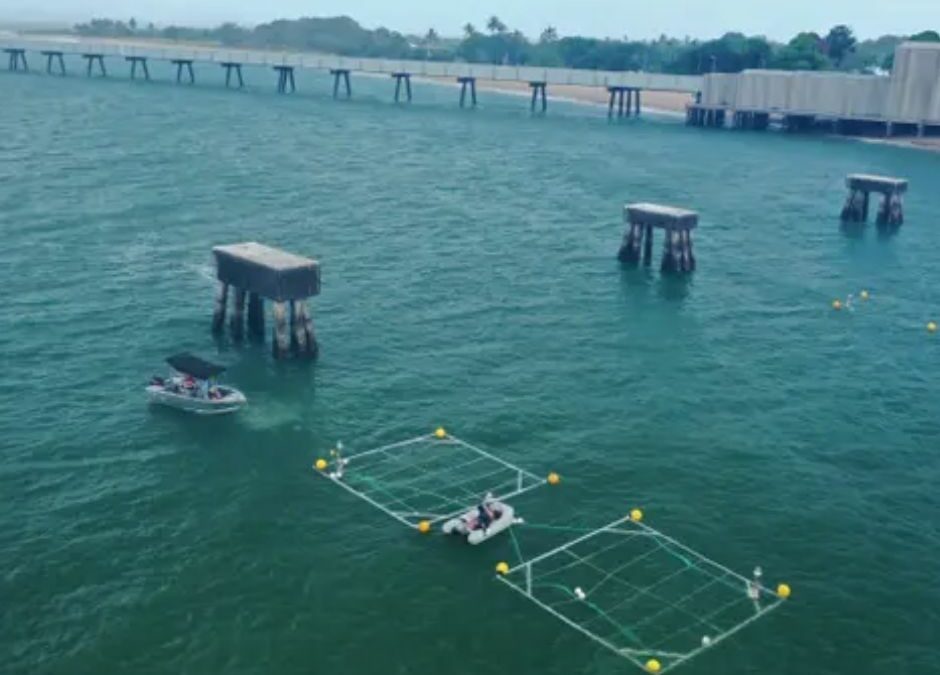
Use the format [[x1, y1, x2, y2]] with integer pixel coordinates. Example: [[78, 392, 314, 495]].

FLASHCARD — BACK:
[[147, 353, 246, 415], [442, 499, 516, 545]]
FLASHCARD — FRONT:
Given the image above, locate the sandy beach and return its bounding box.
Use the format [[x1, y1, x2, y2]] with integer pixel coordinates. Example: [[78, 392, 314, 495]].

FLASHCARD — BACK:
[[422, 76, 692, 116]]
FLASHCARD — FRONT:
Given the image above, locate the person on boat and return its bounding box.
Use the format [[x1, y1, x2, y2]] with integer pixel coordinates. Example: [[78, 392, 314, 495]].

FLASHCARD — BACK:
[[475, 493, 496, 531]]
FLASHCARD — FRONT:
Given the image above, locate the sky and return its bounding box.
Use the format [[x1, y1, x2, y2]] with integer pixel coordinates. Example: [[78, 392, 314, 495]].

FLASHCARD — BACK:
[[3, 0, 939, 42]]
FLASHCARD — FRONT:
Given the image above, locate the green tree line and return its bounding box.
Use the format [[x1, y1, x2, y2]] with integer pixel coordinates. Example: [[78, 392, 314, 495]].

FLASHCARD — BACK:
[[73, 15, 940, 74]]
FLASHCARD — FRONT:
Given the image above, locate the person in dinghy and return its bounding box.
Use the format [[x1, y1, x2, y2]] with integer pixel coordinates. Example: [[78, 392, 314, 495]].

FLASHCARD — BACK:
[[442, 492, 517, 545], [475, 494, 498, 532]]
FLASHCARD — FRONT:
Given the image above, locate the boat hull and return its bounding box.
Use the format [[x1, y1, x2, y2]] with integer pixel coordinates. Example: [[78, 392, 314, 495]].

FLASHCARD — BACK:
[[442, 502, 515, 545], [146, 385, 246, 415]]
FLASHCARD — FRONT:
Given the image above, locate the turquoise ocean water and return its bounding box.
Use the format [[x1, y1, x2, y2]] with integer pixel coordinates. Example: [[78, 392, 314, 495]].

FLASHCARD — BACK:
[[2, 57, 939, 675]]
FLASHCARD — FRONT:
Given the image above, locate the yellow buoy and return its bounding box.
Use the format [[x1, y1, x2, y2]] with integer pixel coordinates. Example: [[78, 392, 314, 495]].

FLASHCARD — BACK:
[[928, 321, 937, 334], [547, 472, 561, 486], [434, 427, 447, 439], [777, 583, 792, 599], [417, 520, 431, 534], [496, 561, 510, 575], [314, 458, 327, 471], [860, 290, 870, 300], [646, 659, 661, 673], [832, 299, 842, 311], [630, 508, 644, 523]]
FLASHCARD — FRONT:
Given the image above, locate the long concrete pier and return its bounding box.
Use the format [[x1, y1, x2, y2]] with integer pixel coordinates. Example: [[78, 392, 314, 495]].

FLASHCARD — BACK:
[[1, 35, 702, 112]]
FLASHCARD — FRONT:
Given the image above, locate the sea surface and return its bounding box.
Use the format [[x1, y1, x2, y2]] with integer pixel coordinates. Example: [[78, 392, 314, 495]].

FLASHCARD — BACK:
[[2, 57, 939, 675]]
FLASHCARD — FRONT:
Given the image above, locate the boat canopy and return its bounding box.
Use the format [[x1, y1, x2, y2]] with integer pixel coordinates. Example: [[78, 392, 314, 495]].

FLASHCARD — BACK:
[[166, 353, 227, 379]]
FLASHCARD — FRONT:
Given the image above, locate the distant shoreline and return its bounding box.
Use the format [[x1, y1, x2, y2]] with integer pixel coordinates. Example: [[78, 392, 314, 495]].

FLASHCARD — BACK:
[[12, 33, 940, 152]]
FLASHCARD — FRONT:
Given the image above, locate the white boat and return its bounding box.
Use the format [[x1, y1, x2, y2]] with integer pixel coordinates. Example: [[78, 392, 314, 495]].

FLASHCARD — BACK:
[[146, 353, 246, 415], [442, 500, 516, 545]]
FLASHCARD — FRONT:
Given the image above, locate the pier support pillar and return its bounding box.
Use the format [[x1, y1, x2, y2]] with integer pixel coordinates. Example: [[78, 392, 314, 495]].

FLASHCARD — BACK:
[[247, 293, 265, 340], [642, 225, 653, 265], [331, 69, 351, 98], [876, 190, 905, 228], [290, 300, 317, 358], [172, 59, 195, 84], [617, 223, 644, 264], [392, 72, 412, 102], [275, 66, 296, 94], [458, 77, 477, 108], [682, 230, 696, 272], [82, 54, 106, 78], [272, 301, 291, 359], [222, 62, 244, 88], [41, 51, 66, 75], [840, 189, 869, 223], [126, 56, 150, 81], [230, 287, 246, 341], [621, 203, 699, 275], [4, 48, 28, 72], [661, 229, 696, 273], [608, 87, 639, 119], [841, 175, 908, 228], [211, 282, 229, 334], [529, 81, 547, 113], [213, 242, 321, 361], [661, 230, 679, 273], [608, 87, 626, 118]]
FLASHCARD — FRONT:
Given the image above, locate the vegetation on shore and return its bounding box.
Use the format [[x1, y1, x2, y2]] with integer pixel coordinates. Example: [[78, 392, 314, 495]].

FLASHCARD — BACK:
[[72, 15, 940, 74]]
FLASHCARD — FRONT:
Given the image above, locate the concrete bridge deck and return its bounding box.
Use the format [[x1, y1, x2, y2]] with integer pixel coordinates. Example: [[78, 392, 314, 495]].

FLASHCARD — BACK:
[[2, 35, 703, 94]]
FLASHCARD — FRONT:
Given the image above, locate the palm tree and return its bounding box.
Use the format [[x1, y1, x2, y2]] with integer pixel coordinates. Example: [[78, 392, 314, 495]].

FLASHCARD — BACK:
[[539, 26, 558, 43], [423, 28, 439, 59], [486, 16, 507, 34], [463, 23, 477, 39]]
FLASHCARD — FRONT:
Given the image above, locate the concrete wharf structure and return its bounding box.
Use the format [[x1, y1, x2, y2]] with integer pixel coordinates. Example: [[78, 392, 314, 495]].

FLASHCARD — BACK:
[[1, 36, 701, 113], [212, 243, 321, 359], [841, 174, 908, 228], [619, 204, 698, 274], [689, 42, 940, 138], [4, 47, 28, 71], [41, 50, 66, 75]]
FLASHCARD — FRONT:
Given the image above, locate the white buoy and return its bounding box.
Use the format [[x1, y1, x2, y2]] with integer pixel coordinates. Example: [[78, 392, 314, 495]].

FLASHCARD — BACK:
[[574, 587, 586, 600], [702, 636, 712, 647]]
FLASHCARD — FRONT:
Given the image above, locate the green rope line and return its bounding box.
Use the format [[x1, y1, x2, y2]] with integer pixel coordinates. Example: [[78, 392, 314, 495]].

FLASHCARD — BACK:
[[508, 526, 525, 565], [519, 523, 601, 535]]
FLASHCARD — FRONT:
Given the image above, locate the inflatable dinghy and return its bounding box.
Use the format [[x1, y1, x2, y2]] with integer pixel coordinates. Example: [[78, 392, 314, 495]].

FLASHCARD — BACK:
[[442, 501, 515, 545]]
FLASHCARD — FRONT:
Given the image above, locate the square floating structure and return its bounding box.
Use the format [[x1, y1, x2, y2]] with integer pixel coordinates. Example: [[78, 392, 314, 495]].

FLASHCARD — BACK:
[[212, 242, 321, 358], [498, 513, 787, 673], [841, 174, 908, 228], [313, 432, 548, 529], [619, 203, 698, 274]]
